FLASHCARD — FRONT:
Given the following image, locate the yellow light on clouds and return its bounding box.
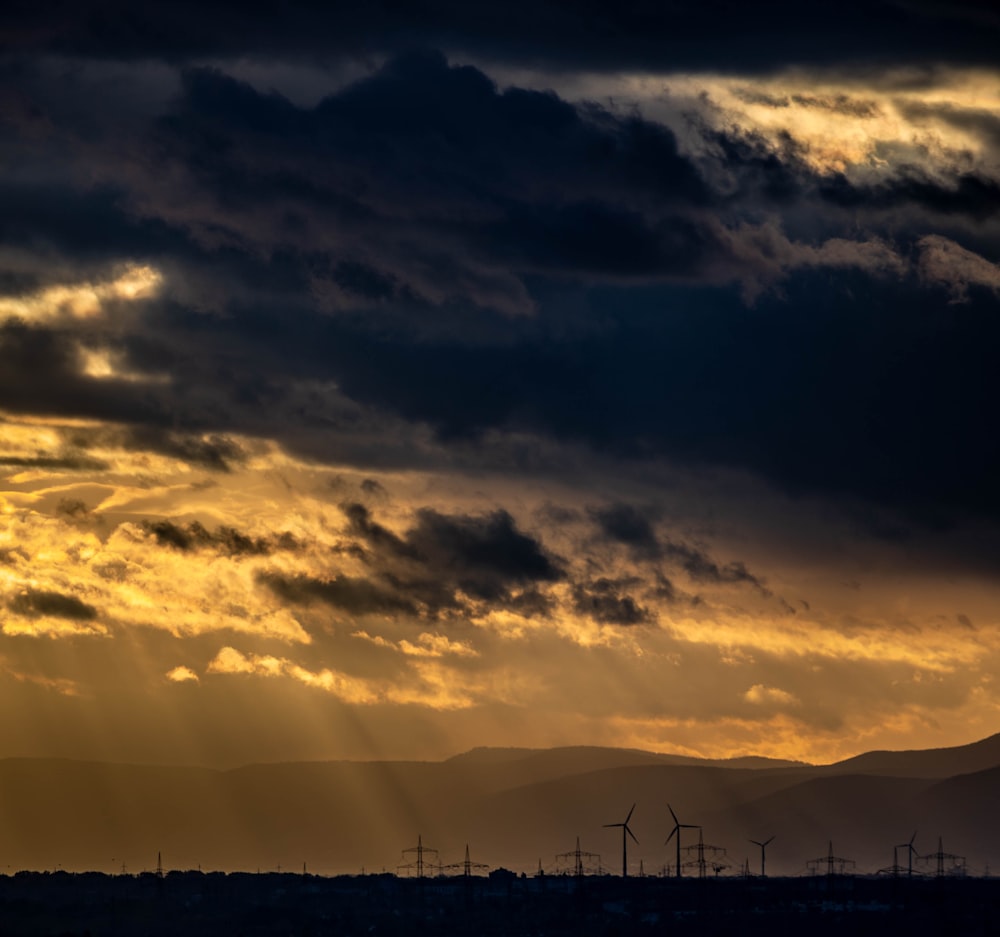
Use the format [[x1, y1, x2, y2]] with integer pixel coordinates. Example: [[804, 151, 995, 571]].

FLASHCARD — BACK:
[[0, 263, 162, 323]]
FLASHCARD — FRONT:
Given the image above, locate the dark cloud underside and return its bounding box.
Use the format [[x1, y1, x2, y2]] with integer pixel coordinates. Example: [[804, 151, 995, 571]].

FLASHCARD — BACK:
[[5, 1, 1000, 70], [1, 18, 999, 548], [9, 589, 98, 621]]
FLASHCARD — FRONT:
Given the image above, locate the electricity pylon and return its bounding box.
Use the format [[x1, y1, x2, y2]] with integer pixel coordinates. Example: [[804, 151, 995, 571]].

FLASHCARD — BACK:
[[444, 844, 489, 877], [806, 841, 855, 877], [681, 828, 729, 879], [398, 835, 439, 878], [555, 836, 601, 877], [920, 836, 966, 878]]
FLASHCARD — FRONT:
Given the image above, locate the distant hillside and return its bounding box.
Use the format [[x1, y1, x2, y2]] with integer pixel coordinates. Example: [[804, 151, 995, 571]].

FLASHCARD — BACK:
[[444, 745, 805, 791], [822, 732, 1000, 778], [0, 736, 997, 877]]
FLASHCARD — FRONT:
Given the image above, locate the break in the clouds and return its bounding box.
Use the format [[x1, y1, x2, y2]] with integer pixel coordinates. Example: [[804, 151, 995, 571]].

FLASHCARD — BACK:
[[1, 3, 999, 767]]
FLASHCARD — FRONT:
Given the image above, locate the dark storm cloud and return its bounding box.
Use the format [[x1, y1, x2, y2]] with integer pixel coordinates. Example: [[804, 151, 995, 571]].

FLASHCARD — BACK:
[[403, 507, 564, 595], [0, 455, 109, 472], [653, 574, 698, 607], [341, 502, 415, 559], [345, 503, 564, 602], [588, 503, 661, 559], [0, 321, 169, 425], [573, 577, 652, 626], [896, 100, 1000, 148], [9, 589, 98, 621], [819, 170, 1000, 221], [588, 502, 767, 593], [259, 504, 564, 620], [120, 428, 247, 472], [359, 478, 387, 496], [52, 423, 248, 473], [2, 35, 1000, 543], [56, 499, 90, 518], [5, 1, 999, 70], [256, 571, 419, 617], [142, 520, 298, 556], [143, 52, 710, 311], [663, 542, 768, 593], [702, 115, 1000, 228], [0, 183, 186, 283]]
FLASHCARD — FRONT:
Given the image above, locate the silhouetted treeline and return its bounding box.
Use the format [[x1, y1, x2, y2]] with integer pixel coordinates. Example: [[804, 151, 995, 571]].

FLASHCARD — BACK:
[[2, 870, 1000, 936]]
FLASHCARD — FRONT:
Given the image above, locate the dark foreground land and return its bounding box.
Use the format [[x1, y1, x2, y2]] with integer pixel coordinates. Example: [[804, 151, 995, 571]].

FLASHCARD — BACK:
[[1, 870, 999, 937]]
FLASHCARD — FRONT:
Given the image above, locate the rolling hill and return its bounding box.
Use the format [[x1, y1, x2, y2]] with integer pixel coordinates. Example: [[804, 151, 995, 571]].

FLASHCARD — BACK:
[[0, 735, 997, 876]]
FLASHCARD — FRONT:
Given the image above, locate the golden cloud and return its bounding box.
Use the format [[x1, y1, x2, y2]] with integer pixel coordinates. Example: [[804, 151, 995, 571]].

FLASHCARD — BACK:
[[744, 684, 799, 706], [205, 646, 477, 709], [0, 263, 162, 323], [165, 665, 200, 683], [4, 409, 1000, 763], [353, 629, 479, 658]]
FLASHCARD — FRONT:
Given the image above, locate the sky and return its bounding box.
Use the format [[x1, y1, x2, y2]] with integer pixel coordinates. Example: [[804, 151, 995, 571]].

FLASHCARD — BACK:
[[2, 0, 1000, 769]]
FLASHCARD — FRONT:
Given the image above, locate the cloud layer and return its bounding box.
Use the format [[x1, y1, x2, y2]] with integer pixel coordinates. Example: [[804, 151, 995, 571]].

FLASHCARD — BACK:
[[1, 6, 999, 766]]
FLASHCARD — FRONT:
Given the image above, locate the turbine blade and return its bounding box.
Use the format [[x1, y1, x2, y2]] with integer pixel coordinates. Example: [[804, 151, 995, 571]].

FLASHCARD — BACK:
[[764, 836, 775, 846], [626, 827, 639, 845], [625, 803, 636, 824], [665, 827, 677, 845], [667, 804, 679, 825], [603, 823, 621, 829], [910, 831, 917, 846]]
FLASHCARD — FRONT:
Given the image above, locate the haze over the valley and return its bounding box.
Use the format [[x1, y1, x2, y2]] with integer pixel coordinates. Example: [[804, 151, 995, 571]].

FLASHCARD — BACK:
[[1, 735, 998, 878]]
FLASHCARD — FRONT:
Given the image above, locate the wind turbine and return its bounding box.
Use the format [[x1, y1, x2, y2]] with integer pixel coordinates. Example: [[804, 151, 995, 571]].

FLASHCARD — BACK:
[[664, 804, 700, 879], [749, 835, 775, 878], [604, 803, 638, 878], [896, 831, 918, 878]]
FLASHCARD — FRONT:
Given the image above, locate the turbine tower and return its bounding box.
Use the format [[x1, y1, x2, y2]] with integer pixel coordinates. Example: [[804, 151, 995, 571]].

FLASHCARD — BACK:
[[896, 831, 918, 878], [749, 836, 775, 878], [604, 803, 638, 878], [664, 804, 700, 879]]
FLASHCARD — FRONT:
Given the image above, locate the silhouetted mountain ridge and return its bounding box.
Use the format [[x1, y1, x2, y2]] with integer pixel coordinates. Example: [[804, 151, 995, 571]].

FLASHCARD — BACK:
[[822, 731, 1000, 778], [1, 734, 998, 876]]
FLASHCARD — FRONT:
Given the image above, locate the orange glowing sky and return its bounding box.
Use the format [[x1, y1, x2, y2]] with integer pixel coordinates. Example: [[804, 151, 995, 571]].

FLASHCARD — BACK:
[[3, 3, 1000, 768]]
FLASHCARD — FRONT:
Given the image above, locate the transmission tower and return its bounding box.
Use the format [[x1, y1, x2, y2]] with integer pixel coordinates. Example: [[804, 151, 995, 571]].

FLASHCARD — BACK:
[[806, 841, 855, 877], [444, 844, 489, 878], [878, 845, 909, 877], [398, 835, 440, 878], [555, 836, 602, 877], [681, 828, 729, 879], [919, 836, 966, 878]]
